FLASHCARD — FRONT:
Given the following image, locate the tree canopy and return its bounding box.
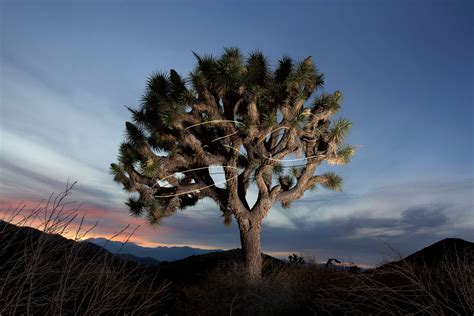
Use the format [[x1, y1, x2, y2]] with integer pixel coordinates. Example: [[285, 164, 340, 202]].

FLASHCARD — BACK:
[[111, 48, 355, 229]]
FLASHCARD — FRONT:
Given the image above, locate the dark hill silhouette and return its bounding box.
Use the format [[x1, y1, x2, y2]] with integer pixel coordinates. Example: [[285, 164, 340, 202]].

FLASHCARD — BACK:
[[403, 238, 473, 265], [117, 253, 161, 265], [381, 238, 474, 269], [0, 220, 284, 285], [0, 220, 112, 266], [0, 220, 171, 280], [159, 248, 285, 284], [0, 220, 169, 314]]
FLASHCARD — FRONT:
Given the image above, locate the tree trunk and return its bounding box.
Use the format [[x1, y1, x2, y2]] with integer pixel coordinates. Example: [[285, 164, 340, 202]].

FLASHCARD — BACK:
[[239, 221, 262, 284]]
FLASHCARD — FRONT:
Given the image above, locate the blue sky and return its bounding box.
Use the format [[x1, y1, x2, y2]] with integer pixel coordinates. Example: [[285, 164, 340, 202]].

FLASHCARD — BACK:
[[1, 0, 473, 264]]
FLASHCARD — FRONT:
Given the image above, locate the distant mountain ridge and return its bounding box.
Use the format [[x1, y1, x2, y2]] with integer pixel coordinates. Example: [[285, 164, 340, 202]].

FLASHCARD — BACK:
[[86, 237, 223, 262]]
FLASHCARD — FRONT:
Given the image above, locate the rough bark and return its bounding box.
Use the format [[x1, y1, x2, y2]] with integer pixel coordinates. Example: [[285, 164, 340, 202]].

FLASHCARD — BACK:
[[239, 220, 262, 284]]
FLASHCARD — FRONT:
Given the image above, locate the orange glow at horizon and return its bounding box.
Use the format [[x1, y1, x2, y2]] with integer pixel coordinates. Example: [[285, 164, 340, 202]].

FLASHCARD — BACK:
[[0, 197, 222, 251]]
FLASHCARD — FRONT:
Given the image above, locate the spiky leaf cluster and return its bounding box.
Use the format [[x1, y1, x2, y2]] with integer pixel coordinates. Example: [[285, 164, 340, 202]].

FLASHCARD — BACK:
[[111, 48, 355, 224]]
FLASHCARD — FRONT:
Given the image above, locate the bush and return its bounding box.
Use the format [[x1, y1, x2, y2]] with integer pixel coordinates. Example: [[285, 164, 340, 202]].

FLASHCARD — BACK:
[[313, 253, 474, 315], [172, 252, 473, 315], [288, 253, 305, 265], [172, 260, 332, 315], [0, 183, 170, 315]]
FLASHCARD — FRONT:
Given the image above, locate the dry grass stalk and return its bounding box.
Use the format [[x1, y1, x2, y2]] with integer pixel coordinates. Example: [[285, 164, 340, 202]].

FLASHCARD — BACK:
[[0, 182, 170, 315]]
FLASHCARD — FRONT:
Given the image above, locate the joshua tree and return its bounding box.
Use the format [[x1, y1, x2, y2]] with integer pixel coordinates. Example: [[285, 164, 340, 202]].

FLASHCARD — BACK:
[[288, 253, 305, 265], [325, 258, 342, 269], [110, 48, 355, 283]]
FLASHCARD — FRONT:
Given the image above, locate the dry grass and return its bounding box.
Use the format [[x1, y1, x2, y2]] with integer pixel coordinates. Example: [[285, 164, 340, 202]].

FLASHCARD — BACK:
[[314, 253, 474, 315], [0, 183, 170, 315], [173, 261, 331, 315], [172, 253, 473, 315]]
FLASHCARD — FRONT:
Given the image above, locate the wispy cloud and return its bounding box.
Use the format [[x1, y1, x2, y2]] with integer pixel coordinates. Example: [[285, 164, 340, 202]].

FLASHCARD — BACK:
[[0, 62, 128, 207]]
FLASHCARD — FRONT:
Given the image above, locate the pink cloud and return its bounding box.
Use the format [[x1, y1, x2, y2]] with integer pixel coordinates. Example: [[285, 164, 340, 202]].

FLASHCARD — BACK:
[[0, 197, 181, 248]]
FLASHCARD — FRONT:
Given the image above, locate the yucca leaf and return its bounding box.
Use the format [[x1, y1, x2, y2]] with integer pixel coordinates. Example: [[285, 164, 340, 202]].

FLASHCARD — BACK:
[[328, 144, 356, 165], [125, 197, 144, 217], [329, 118, 352, 144], [274, 56, 293, 84], [287, 56, 324, 93], [193, 52, 218, 74], [261, 110, 277, 128], [159, 102, 184, 128], [215, 47, 244, 93], [179, 89, 197, 106], [238, 116, 253, 134], [272, 163, 283, 175], [313, 90, 342, 112], [140, 157, 159, 177], [191, 52, 219, 91], [290, 166, 303, 178], [288, 107, 312, 130], [169, 69, 186, 100], [321, 172, 342, 191], [245, 50, 269, 87], [118, 142, 139, 167], [125, 122, 146, 146], [110, 163, 128, 184], [147, 71, 170, 97], [313, 124, 326, 138]]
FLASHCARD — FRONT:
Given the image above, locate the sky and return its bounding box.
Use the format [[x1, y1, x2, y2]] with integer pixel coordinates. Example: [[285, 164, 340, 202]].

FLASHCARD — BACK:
[[0, 0, 473, 265]]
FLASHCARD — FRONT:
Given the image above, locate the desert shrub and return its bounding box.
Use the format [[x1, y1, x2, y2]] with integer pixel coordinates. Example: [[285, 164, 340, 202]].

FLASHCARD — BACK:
[[172, 259, 335, 315], [0, 183, 170, 315], [171, 250, 473, 315], [313, 253, 474, 315], [288, 253, 305, 265]]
